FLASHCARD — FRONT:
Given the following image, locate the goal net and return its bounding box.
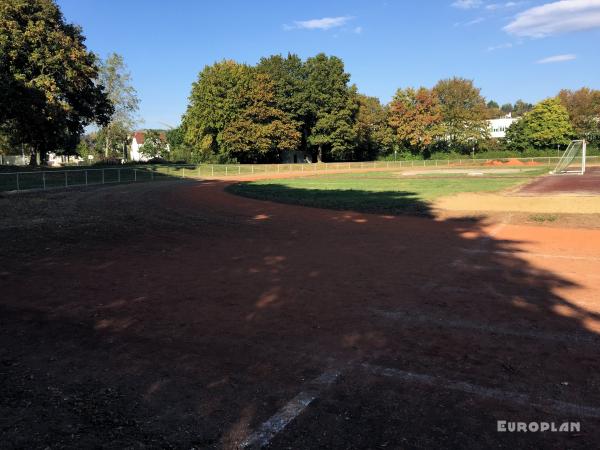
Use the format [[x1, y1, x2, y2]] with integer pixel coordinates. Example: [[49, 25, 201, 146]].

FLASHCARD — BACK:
[[551, 140, 586, 175]]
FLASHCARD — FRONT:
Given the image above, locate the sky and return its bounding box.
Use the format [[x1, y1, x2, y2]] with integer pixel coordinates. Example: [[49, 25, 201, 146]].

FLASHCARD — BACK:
[[56, 0, 600, 129]]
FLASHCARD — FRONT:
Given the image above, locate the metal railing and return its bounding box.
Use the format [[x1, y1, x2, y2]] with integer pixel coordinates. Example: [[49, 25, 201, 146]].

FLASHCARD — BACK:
[[2, 156, 598, 193], [0, 167, 174, 193]]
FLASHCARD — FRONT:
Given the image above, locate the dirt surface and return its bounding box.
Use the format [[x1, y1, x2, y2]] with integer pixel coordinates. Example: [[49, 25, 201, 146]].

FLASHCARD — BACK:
[[518, 167, 600, 196], [2, 180, 600, 449]]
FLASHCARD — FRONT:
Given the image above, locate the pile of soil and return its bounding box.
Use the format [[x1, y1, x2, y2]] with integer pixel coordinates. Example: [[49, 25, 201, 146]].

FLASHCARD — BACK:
[[484, 158, 540, 166]]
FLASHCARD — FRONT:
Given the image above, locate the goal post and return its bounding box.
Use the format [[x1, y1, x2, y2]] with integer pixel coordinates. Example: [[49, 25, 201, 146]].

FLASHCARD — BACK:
[[550, 139, 586, 175]]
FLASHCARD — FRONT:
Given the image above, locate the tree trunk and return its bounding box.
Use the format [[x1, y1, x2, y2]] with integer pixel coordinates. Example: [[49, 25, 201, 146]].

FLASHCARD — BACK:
[[29, 147, 37, 166]]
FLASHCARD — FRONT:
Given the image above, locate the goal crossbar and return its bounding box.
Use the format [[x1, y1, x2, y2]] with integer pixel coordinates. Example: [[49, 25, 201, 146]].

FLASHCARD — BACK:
[[550, 140, 586, 175]]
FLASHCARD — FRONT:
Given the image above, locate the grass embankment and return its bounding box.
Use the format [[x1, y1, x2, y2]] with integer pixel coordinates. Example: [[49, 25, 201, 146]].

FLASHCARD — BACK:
[[227, 170, 542, 216]]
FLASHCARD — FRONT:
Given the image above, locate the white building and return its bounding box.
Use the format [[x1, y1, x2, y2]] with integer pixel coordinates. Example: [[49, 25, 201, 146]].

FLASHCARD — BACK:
[[487, 113, 519, 139], [130, 131, 169, 161]]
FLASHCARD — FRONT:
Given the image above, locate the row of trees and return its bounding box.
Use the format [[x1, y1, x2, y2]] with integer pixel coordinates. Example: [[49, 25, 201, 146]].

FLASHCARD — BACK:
[[177, 54, 599, 163], [178, 56, 495, 163]]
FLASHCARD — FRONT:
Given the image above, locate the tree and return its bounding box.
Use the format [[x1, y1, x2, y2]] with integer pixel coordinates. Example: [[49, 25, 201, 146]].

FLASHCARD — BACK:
[[139, 130, 168, 159], [354, 94, 394, 160], [558, 88, 600, 144], [485, 100, 504, 119], [220, 72, 301, 162], [182, 60, 252, 159], [304, 54, 357, 161], [0, 0, 112, 164], [97, 53, 139, 158], [257, 53, 309, 151], [182, 62, 300, 163], [506, 98, 573, 150], [512, 99, 533, 117], [501, 103, 513, 114], [388, 87, 443, 153], [433, 77, 489, 150]]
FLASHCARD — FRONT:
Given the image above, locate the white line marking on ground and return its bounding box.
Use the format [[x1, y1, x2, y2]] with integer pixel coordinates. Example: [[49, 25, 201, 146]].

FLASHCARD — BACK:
[[363, 363, 600, 419], [460, 247, 600, 262], [240, 369, 341, 449], [372, 308, 600, 344]]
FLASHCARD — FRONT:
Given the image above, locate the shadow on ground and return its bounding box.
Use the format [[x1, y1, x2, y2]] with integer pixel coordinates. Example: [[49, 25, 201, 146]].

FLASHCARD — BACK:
[[1, 180, 599, 448], [226, 182, 434, 216]]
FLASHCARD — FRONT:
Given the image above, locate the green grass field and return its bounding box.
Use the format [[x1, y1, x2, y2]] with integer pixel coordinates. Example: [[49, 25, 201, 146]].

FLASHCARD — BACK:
[[228, 169, 544, 216]]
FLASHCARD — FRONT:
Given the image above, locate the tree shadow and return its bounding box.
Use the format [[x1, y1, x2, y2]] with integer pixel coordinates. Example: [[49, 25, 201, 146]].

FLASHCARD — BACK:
[[1, 179, 600, 448], [226, 182, 434, 217]]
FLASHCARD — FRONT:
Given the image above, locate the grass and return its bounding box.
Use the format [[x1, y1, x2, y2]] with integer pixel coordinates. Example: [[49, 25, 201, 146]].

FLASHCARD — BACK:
[[228, 170, 543, 216], [529, 214, 558, 223]]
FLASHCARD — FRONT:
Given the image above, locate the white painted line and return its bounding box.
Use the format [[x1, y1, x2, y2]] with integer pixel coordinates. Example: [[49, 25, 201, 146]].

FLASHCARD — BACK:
[[363, 363, 600, 419], [241, 369, 341, 449], [372, 308, 600, 344], [460, 247, 600, 262]]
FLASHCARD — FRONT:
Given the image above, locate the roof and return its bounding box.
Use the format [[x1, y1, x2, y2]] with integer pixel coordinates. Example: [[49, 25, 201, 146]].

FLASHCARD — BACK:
[[133, 131, 167, 145]]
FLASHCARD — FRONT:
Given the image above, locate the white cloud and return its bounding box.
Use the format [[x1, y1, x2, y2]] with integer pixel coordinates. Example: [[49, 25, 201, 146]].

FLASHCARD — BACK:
[[353, 26, 363, 34], [466, 16, 486, 25], [536, 53, 577, 63], [452, 0, 483, 8], [487, 42, 514, 50], [486, 2, 520, 10], [504, 0, 600, 37], [287, 16, 353, 31]]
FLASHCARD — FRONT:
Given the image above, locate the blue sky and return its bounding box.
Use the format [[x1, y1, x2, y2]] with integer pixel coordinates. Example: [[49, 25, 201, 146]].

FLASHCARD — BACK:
[[57, 0, 600, 129]]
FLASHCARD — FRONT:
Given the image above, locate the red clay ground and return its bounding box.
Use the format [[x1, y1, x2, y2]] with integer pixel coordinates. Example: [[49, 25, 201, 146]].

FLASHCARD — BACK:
[[2, 180, 600, 449], [518, 167, 600, 195]]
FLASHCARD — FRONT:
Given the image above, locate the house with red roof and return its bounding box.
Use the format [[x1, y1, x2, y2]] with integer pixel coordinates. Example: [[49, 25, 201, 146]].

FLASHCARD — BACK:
[[130, 130, 168, 161]]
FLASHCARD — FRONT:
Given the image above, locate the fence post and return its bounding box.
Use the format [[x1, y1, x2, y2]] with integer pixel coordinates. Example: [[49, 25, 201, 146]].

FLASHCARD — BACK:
[[118, 169, 121, 183], [42, 172, 46, 189], [16, 172, 19, 191], [134, 169, 137, 182], [240, 165, 242, 174], [85, 170, 88, 185], [102, 169, 105, 184], [182, 167, 185, 178], [225, 166, 228, 176], [65, 171, 68, 187]]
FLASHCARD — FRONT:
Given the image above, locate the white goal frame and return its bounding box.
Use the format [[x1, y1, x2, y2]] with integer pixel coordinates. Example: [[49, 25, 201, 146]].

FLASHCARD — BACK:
[[550, 139, 586, 175]]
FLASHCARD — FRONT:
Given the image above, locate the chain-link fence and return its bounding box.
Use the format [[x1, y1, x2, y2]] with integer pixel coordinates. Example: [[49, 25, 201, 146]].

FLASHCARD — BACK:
[[2, 156, 599, 193]]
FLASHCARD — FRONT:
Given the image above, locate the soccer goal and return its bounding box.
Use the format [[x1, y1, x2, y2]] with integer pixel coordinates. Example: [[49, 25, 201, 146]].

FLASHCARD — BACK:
[[550, 139, 587, 175]]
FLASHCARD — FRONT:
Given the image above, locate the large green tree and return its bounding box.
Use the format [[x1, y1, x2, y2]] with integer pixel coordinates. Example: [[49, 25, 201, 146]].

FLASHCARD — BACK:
[[256, 53, 309, 150], [182, 61, 299, 162], [388, 87, 444, 153], [220, 73, 301, 162], [353, 94, 394, 160], [506, 97, 574, 150], [304, 54, 357, 161], [0, 0, 112, 164], [433, 77, 489, 149], [558, 88, 600, 144], [182, 60, 252, 160], [97, 53, 139, 158]]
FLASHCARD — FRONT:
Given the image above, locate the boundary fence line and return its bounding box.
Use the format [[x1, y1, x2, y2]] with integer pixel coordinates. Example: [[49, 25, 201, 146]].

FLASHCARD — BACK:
[[1, 156, 599, 193]]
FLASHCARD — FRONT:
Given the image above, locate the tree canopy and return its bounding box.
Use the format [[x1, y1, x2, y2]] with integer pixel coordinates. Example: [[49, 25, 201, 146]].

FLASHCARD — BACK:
[[433, 77, 489, 149], [388, 87, 443, 153], [0, 0, 112, 164], [558, 88, 600, 144], [97, 53, 139, 157], [506, 98, 573, 150]]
